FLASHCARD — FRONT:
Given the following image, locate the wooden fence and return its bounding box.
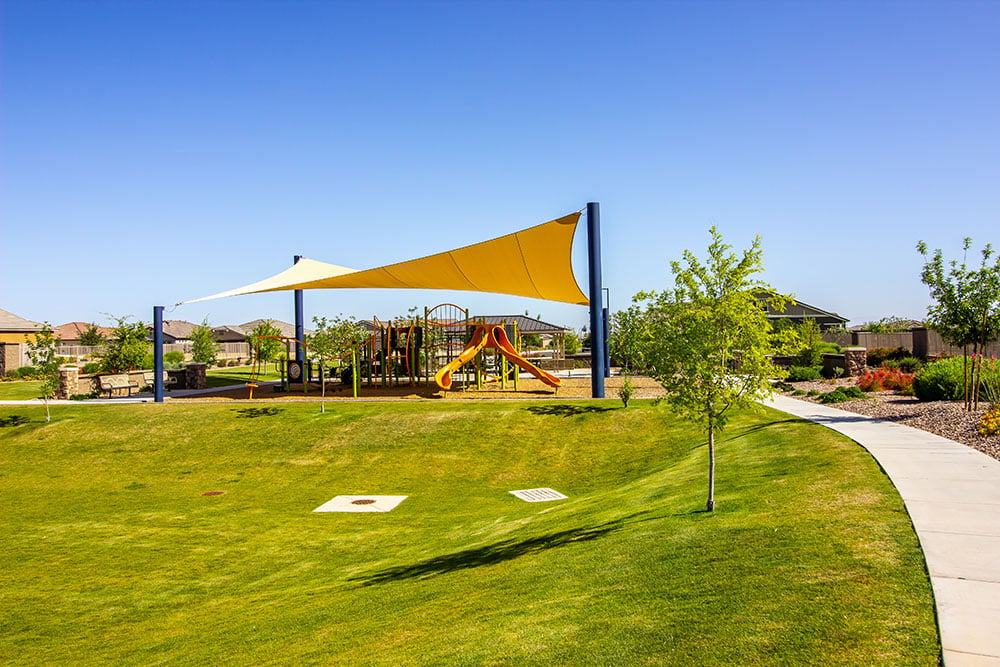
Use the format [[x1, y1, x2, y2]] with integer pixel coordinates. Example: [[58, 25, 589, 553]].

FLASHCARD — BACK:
[[822, 328, 1000, 359]]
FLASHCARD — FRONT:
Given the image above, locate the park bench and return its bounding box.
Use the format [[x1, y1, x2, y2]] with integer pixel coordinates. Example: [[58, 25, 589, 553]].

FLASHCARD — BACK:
[[98, 374, 139, 398], [141, 371, 177, 391]]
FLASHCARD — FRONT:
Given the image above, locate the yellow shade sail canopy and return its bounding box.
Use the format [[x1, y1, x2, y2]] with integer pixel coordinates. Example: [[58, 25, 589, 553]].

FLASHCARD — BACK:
[[182, 212, 589, 306]]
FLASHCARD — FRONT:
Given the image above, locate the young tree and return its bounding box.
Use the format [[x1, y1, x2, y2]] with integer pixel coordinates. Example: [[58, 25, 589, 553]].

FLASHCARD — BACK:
[[245, 320, 283, 373], [100, 315, 150, 373], [563, 329, 582, 356], [26, 322, 62, 422], [917, 238, 1000, 409], [307, 315, 367, 411], [78, 323, 106, 347], [620, 227, 796, 512], [190, 319, 220, 366]]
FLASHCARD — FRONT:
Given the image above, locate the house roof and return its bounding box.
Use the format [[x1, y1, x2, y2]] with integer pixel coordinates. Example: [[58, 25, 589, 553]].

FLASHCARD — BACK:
[[54, 322, 114, 339], [756, 293, 848, 324], [160, 320, 198, 340], [237, 319, 313, 339], [0, 308, 43, 332], [466, 315, 570, 334]]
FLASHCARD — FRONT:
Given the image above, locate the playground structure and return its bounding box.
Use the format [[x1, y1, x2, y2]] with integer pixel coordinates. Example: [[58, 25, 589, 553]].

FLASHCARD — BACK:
[[241, 303, 564, 398], [325, 303, 562, 396]]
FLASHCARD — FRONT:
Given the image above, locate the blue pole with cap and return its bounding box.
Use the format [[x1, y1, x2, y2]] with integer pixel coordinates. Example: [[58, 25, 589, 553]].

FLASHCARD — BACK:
[[294, 255, 305, 365], [587, 202, 605, 398], [153, 305, 164, 403]]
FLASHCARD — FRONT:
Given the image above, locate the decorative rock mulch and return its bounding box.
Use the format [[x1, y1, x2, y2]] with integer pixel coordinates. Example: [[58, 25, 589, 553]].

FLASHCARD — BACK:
[[781, 379, 1000, 462]]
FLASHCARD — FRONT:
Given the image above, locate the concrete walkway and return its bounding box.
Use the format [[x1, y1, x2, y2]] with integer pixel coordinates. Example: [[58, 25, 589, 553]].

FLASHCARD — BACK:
[[766, 394, 1000, 666]]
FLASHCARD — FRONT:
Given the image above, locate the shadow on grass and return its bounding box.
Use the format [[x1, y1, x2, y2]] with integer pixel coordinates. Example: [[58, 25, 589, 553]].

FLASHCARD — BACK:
[[233, 407, 285, 418], [724, 418, 803, 441], [0, 415, 30, 427], [351, 516, 644, 586], [525, 404, 617, 417]]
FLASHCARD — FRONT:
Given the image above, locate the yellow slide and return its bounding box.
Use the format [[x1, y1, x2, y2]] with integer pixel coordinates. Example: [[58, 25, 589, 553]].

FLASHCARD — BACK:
[[489, 326, 562, 388], [434, 326, 490, 390], [434, 325, 561, 390]]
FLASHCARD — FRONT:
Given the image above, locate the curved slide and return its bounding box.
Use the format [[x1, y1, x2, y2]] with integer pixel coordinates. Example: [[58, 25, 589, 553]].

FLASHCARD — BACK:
[[434, 325, 561, 390]]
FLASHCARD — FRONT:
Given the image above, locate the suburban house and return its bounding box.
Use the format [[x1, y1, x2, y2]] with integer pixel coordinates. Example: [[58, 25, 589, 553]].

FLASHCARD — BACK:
[[0, 308, 44, 375], [758, 294, 848, 330]]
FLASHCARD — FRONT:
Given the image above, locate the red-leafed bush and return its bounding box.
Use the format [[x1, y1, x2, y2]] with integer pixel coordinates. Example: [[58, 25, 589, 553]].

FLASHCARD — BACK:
[[857, 367, 914, 393]]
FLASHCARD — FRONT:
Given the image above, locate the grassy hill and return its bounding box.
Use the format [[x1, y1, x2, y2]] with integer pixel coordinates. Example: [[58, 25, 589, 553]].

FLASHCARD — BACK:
[[0, 400, 938, 665]]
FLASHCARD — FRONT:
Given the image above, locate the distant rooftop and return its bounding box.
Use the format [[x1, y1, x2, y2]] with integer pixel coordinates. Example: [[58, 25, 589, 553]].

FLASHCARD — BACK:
[[0, 308, 43, 332]]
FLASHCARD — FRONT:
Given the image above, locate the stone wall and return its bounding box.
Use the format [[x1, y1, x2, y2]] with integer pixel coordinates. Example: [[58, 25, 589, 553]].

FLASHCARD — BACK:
[[185, 363, 207, 390], [844, 347, 866, 377], [56, 368, 79, 399]]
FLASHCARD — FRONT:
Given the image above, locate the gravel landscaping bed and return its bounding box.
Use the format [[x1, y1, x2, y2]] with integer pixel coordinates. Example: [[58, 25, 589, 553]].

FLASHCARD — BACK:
[[780, 379, 1000, 462]]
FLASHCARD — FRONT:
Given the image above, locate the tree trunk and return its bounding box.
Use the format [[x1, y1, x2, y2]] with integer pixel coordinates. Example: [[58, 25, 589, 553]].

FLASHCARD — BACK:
[[706, 424, 716, 512], [963, 346, 970, 411]]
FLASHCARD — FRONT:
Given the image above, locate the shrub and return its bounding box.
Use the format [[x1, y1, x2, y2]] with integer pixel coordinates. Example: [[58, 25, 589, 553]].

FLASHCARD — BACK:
[[787, 366, 821, 382], [818, 387, 865, 404], [913, 357, 965, 402], [866, 346, 910, 367], [14, 366, 37, 379], [980, 405, 1000, 436], [82, 362, 101, 375], [772, 381, 794, 392], [164, 351, 185, 364], [618, 375, 633, 408], [858, 367, 914, 392]]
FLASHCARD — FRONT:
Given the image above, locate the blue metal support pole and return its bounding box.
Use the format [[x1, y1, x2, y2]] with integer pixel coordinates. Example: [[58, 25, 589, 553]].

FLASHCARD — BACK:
[[603, 306, 611, 378], [587, 202, 605, 398], [153, 305, 164, 403], [294, 255, 305, 364]]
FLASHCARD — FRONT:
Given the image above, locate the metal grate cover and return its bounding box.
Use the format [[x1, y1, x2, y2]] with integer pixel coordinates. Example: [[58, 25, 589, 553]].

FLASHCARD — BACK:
[[509, 488, 568, 502]]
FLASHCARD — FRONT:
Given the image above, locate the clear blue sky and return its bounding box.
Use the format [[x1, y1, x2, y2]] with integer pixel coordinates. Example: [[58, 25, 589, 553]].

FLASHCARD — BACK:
[[3, 0, 998, 331]]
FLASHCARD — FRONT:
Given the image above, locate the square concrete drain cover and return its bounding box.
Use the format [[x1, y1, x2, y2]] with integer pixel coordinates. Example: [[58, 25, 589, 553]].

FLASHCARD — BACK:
[[313, 495, 408, 513], [509, 488, 567, 502]]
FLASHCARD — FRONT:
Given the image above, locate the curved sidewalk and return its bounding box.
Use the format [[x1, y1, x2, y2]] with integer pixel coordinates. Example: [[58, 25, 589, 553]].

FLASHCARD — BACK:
[[766, 394, 1000, 666]]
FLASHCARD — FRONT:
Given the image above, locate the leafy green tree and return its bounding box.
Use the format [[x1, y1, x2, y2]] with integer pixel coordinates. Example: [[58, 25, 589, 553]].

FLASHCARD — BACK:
[[246, 320, 283, 373], [619, 228, 797, 512], [26, 322, 62, 422], [563, 329, 582, 356], [521, 333, 543, 349], [78, 323, 106, 347], [190, 319, 220, 366], [917, 238, 1000, 409], [100, 315, 150, 373], [859, 316, 912, 334], [307, 315, 367, 410]]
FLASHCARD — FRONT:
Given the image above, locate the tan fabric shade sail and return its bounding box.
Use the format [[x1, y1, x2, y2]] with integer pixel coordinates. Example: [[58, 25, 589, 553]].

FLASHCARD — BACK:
[[183, 212, 589, 306]]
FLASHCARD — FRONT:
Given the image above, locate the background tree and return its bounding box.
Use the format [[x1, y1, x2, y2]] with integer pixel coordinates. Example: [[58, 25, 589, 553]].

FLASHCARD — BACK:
[[100, 315, 149, 373], [26, 322, 62, 422], [619, 227, 797, 512], [190, 319, 220, 366], [307, 315, 367, 411], [563, 329, 582, 356], [245, 320, 283, 373], [917, 238, 1000, 409], [78, 323, 106, 347]]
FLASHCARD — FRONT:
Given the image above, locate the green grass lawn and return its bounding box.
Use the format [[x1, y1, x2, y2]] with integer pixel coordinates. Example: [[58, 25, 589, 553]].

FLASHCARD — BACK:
[[0, 400, 939, 665], [0, 380, 43, 401], [205, 365, 284, 388]]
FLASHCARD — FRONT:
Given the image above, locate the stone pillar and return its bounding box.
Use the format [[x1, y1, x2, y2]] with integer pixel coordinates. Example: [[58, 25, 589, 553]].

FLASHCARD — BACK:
[[57, 367, 80, 399], [185, 363, 207, 390], [844, 347, 866, 377]]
